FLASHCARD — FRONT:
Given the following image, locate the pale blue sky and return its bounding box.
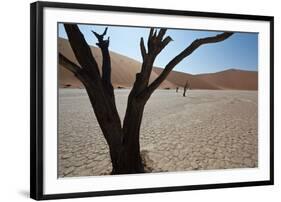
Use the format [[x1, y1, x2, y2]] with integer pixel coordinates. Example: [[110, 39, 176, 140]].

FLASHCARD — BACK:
[[58, 23, 258, 75]]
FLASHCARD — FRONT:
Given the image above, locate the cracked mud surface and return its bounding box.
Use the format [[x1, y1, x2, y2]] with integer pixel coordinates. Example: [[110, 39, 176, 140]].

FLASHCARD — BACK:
[[58, 89, 258, 177]]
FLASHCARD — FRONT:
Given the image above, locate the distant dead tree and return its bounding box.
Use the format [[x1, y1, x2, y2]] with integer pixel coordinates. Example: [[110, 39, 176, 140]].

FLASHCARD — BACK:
[[183, 80, 190, 97], [59, 24, 233, 174]]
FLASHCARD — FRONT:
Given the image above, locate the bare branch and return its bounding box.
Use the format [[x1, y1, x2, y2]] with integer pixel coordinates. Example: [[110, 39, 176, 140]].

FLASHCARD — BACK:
[[92, 28, 113, 95], [152, 29, 157, 38], [147, 28, 155, 51], [132, 28, 173, 95], [157, 28, 167, 41], [102, 27, 108, 36], [143, 32, 234, 97], [140, 37, 147, 60], [92, 27, 107, 40], [149, 28, 173, 55], [58, 53, 81, 75], [160, 36, 173, 51], [92, 27, 110, 48], [148, 28, 154, 39], [64, 24, 101, 79]]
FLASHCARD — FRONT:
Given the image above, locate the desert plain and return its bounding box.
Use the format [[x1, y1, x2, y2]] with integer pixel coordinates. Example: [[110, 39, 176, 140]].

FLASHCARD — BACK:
[[58, 89, 257, 177]]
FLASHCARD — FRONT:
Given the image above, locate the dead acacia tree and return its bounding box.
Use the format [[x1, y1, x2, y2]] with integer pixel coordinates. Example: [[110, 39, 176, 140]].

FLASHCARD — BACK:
[[59, 24, 233, 174], [183, 80, 190, 97]]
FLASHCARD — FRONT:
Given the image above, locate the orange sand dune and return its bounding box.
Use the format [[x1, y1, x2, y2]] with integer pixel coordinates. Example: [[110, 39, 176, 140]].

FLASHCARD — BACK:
[[196, 69, 258, 90], [153, 67, 258, 90], [153, 67, 218, 90], [58, 38, 257, 90]]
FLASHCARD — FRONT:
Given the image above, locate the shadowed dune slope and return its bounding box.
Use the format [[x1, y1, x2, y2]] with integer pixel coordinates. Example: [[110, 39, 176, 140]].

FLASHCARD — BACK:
[[59, 38, 257, 90]]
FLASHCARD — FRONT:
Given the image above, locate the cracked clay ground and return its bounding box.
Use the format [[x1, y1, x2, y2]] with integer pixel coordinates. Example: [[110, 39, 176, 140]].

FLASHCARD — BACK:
[[58, 89, 258, 177]]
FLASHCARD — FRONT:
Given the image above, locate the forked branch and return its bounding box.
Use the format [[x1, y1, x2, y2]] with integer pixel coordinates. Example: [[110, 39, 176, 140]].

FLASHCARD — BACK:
[[92, 28, 113, 92], [92, 27, 110, 49], [133, 28, 173, 94]]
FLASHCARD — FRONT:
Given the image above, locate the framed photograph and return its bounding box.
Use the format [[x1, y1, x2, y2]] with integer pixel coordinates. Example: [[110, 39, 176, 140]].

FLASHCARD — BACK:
[[30, 1, 274, 200]]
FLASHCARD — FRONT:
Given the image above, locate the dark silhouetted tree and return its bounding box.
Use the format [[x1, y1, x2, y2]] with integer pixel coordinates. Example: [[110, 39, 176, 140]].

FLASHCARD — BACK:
[[183, 80, 190, 97], [59, 24, 233, 174]]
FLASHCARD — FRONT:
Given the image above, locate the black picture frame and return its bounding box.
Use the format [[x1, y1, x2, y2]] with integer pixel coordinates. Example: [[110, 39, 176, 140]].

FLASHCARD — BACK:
[[30, 1, 274, 200]]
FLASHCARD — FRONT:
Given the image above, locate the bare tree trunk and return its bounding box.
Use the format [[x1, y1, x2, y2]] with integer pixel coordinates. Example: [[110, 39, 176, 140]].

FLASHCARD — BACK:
[[59, 24, 233, 174], [183, 80, 189, 97], [120, 98, 146, 173]]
